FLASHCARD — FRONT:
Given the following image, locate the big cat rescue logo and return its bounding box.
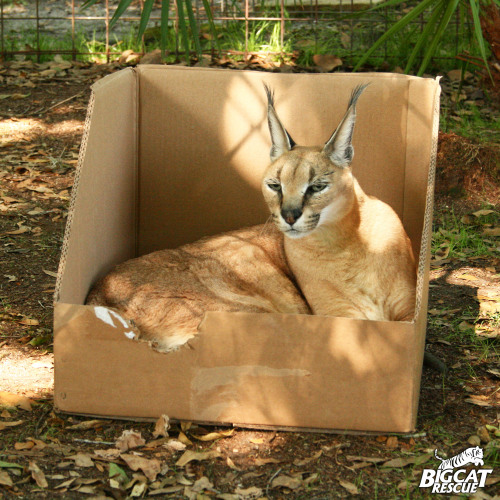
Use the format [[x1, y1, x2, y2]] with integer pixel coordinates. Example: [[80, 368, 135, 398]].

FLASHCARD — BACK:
[[419, 446, 493, 494]]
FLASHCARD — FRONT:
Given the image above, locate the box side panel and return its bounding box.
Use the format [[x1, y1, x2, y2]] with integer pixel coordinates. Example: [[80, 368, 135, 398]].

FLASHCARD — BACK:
[[137, 67, 411, 254], [195, 313, 418, 432], [56, 69, 138, 305], [55, 306, 417, 433]]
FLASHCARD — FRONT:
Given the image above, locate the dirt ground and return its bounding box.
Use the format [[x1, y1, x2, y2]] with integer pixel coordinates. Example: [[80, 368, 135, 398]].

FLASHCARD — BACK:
[[0, 59, 499, 499]]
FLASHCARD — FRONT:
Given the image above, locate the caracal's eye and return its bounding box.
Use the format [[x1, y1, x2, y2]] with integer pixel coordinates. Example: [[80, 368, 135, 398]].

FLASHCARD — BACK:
[[267, 182, 282, 192], [308, 183, 328, 194]]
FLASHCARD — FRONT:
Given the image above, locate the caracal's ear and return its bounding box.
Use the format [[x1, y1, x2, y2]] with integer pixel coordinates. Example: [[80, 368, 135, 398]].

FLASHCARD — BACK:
[[264, 84, 296, 162], [323, 84, 369, 168]]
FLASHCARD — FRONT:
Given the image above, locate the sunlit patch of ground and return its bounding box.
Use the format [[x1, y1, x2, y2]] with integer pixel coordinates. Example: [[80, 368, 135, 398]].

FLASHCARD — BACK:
[[0, 346, 53, 396], [0, 117, 84, 147]]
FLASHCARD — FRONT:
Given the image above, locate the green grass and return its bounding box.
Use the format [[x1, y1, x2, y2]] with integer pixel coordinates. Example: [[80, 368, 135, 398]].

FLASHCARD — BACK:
[[432, 207, 499, 260], [78, 29, 145, 63], [220, 20, 293, 56], [1, 26, 144, 63], [433, 225, 493, 258], [430, 205, 499, 370], [0, 296, 14, 314], [484, 437, 500, 467], [1, 29, 73, 62], [441, 101, 500, 144]]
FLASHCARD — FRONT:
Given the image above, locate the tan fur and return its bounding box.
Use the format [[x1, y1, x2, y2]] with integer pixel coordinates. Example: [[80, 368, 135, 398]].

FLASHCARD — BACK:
[[86, 224, 310, 350], [87, 85, 416, 350]]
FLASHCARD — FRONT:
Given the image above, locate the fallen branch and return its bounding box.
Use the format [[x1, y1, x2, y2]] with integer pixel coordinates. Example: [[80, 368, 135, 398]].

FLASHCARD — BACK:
[[266, 468, 282, 497], [73, 438, 116, 446], [35, 92, 84, 116]]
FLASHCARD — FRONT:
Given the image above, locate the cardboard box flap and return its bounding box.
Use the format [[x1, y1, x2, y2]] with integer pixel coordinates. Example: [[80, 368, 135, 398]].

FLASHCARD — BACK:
[[56, 68, 138, 305]]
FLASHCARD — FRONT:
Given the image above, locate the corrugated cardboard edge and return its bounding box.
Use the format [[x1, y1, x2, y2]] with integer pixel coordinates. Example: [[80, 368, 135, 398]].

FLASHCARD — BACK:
[[136, 64, 432, 81], [406, 77, 441, 424], [414, 77, 441, 321], [54, 91, 95, 304]]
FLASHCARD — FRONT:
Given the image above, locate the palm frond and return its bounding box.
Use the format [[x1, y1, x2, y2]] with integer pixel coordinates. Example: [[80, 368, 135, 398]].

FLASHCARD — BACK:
[[353, 0, 436, 71]]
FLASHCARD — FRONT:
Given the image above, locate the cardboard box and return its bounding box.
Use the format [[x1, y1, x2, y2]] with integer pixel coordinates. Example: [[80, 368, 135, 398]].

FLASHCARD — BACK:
[[54, 66, 440, 433]]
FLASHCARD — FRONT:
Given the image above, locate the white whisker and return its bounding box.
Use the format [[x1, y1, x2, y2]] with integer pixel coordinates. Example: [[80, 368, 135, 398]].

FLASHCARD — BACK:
[[259, 215, 275, 237]]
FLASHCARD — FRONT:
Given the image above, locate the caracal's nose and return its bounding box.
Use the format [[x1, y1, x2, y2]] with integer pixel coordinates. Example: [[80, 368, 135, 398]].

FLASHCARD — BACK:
[[281, 208, 303, 226]]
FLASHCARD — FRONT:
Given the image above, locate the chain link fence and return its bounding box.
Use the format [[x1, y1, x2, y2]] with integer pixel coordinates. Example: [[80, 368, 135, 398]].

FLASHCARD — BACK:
[[0, 0, 477, 69]]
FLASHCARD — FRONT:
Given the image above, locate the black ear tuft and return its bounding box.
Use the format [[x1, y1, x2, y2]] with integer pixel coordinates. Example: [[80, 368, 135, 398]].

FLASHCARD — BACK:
[[348, 84, 370, 108], [264, 83, 295, 161], [263, 83, 275, 107], [322, 83, 369, 167]]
